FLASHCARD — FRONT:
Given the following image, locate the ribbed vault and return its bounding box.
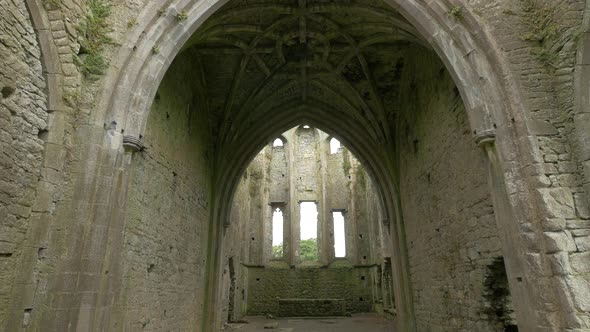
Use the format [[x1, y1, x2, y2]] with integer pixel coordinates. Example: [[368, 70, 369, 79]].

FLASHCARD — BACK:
[[185, 0, 427, 150]]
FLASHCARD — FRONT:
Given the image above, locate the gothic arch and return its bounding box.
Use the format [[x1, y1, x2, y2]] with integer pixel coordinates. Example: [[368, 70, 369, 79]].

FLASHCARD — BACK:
[[89, 1, 553, 331]]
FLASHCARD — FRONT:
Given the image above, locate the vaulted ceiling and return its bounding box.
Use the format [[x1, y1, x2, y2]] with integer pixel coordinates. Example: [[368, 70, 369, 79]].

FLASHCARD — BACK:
[[180, 0, 430, 148]]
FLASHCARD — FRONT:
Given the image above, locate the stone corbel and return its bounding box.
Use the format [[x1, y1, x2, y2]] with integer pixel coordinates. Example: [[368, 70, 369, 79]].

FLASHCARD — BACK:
[[474, 129, 496, 149], [122, 135, 146, 152]]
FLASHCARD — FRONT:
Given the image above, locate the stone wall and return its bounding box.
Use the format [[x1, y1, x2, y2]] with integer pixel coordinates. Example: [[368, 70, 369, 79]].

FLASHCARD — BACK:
[[246, 263, 375, 316], [461, 2, 590, 327], [108, 49, 212, 330], [397, 48, 515, 331], [229, 128, 383, 267], [0, 0, 47, 328]]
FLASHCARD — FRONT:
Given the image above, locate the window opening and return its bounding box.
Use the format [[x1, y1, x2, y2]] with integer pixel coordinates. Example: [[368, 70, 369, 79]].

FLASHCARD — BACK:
[[333, 211, 346, 257], [299, 202, 318, 261], [272, 208, 284, 258], [273, 138, 284, 147], [330, 137, 341, 154]]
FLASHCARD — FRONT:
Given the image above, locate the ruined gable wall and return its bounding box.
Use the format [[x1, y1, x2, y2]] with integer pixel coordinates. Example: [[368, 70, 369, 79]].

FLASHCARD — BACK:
[[227, 128, 387, 318]]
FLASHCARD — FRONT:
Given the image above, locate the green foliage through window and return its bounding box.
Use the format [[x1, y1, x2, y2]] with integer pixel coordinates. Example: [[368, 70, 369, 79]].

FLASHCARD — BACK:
[[272, 244, 283, 258], [300, 238, 318, 261]]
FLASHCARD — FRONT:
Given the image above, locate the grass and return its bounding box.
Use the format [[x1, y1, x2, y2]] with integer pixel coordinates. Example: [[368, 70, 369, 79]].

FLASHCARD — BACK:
[[44, 0, 61, 9], [519, 0, 564, 68], [176, 10, 188, 21], [448, 6, 464, 21], [76, 0, 113, 77]]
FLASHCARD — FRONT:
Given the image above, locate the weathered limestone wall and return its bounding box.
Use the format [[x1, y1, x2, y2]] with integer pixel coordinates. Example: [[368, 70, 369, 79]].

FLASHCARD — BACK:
[[247, 152, 270, 265], [461, 3, 590, 327], [109, 50, 212, 330], [223, 173, 252, 322], [294, 127, 319, 201], [397, 49, 514, 331], [0, 1, 47, 328], [246, 263, 376, 316], [269, 143, 289, 203]]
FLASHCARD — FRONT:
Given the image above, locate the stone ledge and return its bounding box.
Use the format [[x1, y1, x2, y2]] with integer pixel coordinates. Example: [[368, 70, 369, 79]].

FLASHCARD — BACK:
[[277, 298, 347, 317]]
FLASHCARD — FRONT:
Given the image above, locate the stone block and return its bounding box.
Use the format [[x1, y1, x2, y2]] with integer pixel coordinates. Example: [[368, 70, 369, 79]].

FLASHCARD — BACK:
[[574, 193, 590, 219], [525, 253, 548, 277], [45, 73, 62, 112], [522, 233, 541, 252], [578, 32, 590, 65], [544, 231, 577, 253], [567, 220, 590, 229], [43, 143, 67, 171], [571, 229, 590, 237], [558, 174, 578, 188], [45, 112, 67, 144], [537, 188, 576, 219], [574, 237, 590, 252], [570, 252, 590, 274], [529, 119, 558, 136], [544, 154, 558, 163], [558, 162, 577, 174], [549, 253, 572, 276], [542, 218, 566, 232], [575, 113, 590, 162], [32, 181, 56, 213], [565, 276, 590, 312]]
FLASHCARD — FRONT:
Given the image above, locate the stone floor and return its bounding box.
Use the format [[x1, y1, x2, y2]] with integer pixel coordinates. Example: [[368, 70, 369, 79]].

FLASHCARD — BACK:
[[224, 314, 395, 331]]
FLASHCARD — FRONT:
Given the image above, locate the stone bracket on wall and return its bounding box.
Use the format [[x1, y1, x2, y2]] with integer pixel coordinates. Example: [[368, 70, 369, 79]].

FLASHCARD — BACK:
[[474, 129, 496, 148], [122, 135, 146, 152]]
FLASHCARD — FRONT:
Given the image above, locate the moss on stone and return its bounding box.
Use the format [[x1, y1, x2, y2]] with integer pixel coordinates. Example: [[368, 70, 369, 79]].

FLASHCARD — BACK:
[[447, 6, 464, 21], [43, 0, 61, 9], [342, 149, 351, 175], [518, 0, 572, 69]]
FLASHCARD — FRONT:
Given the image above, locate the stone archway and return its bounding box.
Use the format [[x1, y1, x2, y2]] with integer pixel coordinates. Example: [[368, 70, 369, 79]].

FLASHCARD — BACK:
[[93, 1, 542, 331], [23, 0, 580, 331]]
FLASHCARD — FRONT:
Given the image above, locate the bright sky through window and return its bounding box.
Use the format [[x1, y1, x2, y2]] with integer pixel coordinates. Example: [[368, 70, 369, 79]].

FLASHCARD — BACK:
[[300, 202, 318, 240], [333, 211, 346, 257], [330, 137, 341, 154], [272, 208, 283, 247], [273, 138, 283, 147]]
